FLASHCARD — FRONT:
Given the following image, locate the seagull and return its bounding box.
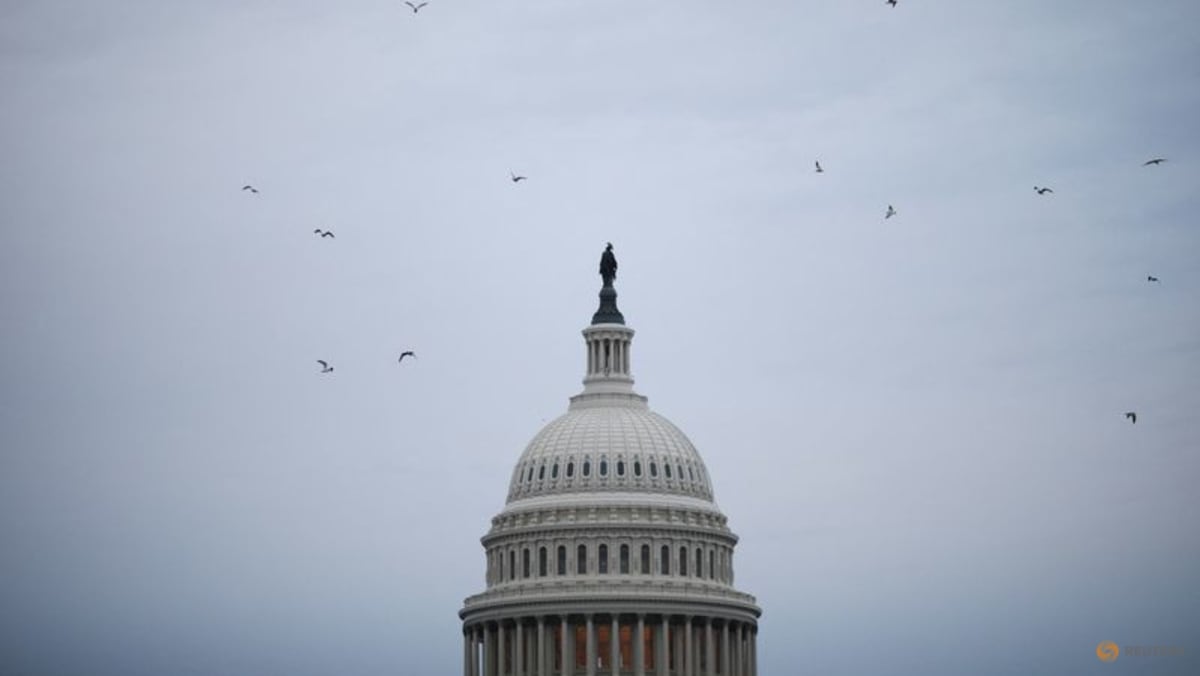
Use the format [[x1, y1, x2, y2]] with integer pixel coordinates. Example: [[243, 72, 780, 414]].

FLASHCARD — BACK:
[[317, 360, 333, 373], [313, 229, 335, 238], [815, 160, 824, 173], [1034, 186, 1053, 195], [887, 0, 897, 6], [405, 1, 428, 13], [1125, 411, 1137, 424], [885, 205, 896, 219], [1147, 275, 1160, 283], [398, 351, 416, 364], [242, 185, 259, 194], [510, 172, 527, 183], [1143, 158, 1167, 166]]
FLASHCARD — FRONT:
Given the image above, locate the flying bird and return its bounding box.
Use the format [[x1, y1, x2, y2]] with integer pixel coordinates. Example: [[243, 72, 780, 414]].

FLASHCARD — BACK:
[[405, 1, 428, 13], [1143, 158, 1167, 166], [885, 205, 896, 219], [1125, 411, 1137, 424], [313, 229, 335, 238], [510, 172, 527, 183], [398, 351, 416, 364], [317, 360, 333, 373], [242, 185, 259, 194], [815, 160, 824, 173], [887, 0, 897, 6], [1147, 275, 1160, 283], [1034, 186, 1053, 195]]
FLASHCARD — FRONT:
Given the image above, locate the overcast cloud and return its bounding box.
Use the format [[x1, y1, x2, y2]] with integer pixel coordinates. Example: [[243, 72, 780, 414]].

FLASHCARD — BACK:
[[1, 1, 1198, 675]]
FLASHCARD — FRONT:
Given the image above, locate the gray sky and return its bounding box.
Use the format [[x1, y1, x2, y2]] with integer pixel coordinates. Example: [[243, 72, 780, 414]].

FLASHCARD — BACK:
[[2, 1, 1198, 674]]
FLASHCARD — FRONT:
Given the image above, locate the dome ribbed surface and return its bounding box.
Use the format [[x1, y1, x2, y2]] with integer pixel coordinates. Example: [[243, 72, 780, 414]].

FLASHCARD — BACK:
[[506, 405, 714, 503]]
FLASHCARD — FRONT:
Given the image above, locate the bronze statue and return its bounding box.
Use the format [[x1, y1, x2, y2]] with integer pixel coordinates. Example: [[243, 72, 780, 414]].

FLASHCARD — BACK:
[[599, 242, 617, 288]]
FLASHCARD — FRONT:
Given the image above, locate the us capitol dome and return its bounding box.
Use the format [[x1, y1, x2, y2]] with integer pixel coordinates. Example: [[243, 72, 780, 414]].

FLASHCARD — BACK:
[[460, 245, 761, 676]]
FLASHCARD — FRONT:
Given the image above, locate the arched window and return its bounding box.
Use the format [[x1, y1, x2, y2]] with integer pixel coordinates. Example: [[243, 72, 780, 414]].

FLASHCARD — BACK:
[[599, 460, 608, 477], [583, 459, 591, 477], [617, 460, 625, 476], [538, 547, 548, 577], [660, 545, 670, 575], [650, 462, 657, 478], [709, 550, 715, 580], [679, 546, 688, 576], [640, 545, 650, 574], [566, 461, 574, 478], [619, 544, 630, 574], [577, 544, 587, 574], [677, 465, 683, 480], [695, 548, 703, 579], [688, 466, 694, 481], [523, 549, 531, 578], [538, 464, 545, 480], [551, 463, 559, 479], [509, 550, 515, 581], [598, 544, 609, 574], [665, 464, 672, 479], [527, 466, 535, 482], [634, 460, 642, 477], [557, 546, 567, 575]]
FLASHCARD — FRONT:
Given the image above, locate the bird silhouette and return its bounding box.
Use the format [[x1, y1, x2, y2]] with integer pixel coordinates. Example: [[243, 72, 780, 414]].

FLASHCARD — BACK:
[[242, 185, 259, 194], [1143, 158, 1167, 166], [405, 1, 428, 13], [398, 351, 416, 364], [313, 229, 335, 238], [1125, 412, 1137, 424], [815, 160, 824, 173], [885, 205, 896, 219], [1034, 186, 1053, 195], [510, 172, 527, 183], [1147, 275, 1160, 283], [317, 360, 333, 373], [887, 0, 897, 6]]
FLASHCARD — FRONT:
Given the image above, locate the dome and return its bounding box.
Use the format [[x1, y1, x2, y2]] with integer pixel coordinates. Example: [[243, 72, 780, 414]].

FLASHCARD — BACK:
[[506, 404, 715, 504]]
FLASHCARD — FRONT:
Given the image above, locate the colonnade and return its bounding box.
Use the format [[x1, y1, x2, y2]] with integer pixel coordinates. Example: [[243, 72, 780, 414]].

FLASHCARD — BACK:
[[463, 614, 756, 676]]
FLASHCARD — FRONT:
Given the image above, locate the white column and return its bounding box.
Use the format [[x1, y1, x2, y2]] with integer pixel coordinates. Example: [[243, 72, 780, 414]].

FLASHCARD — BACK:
[[561, 617, 570, 676], [684, 617, 693, 676], [586, 615, 596, 676], [610, 616, 620, 676], [516, 621, 525, 676], [715, 624, 724, 676], [501, 623, 509, 676], [537, 618, 546, 676], [705, 620, 714, 676], [658, 617, 669, 676], [465, 629, 473, 676], [635, 615, 645, 676]]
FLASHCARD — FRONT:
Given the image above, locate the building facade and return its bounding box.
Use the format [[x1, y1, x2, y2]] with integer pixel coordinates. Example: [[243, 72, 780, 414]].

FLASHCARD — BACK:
[[459, 253, 761, 676]]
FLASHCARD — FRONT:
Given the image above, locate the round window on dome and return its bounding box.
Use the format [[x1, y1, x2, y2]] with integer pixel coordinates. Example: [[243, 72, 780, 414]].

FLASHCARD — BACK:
[[617, 460, 625, 476], [633, 461, 642, 477], [566, 461, 574, 478], [551, 463, 559, 479], [599, 460, 608, 476], [649, 462, 657, 478], [583, 459, 591, 477]]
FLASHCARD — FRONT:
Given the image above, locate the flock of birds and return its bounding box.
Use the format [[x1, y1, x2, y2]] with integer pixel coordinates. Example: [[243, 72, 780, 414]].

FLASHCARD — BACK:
[[239, 0, 1173, 424], [810, 156, 1172, 425], [238, 160, 535, 376], [239, 179, 442, 375]]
